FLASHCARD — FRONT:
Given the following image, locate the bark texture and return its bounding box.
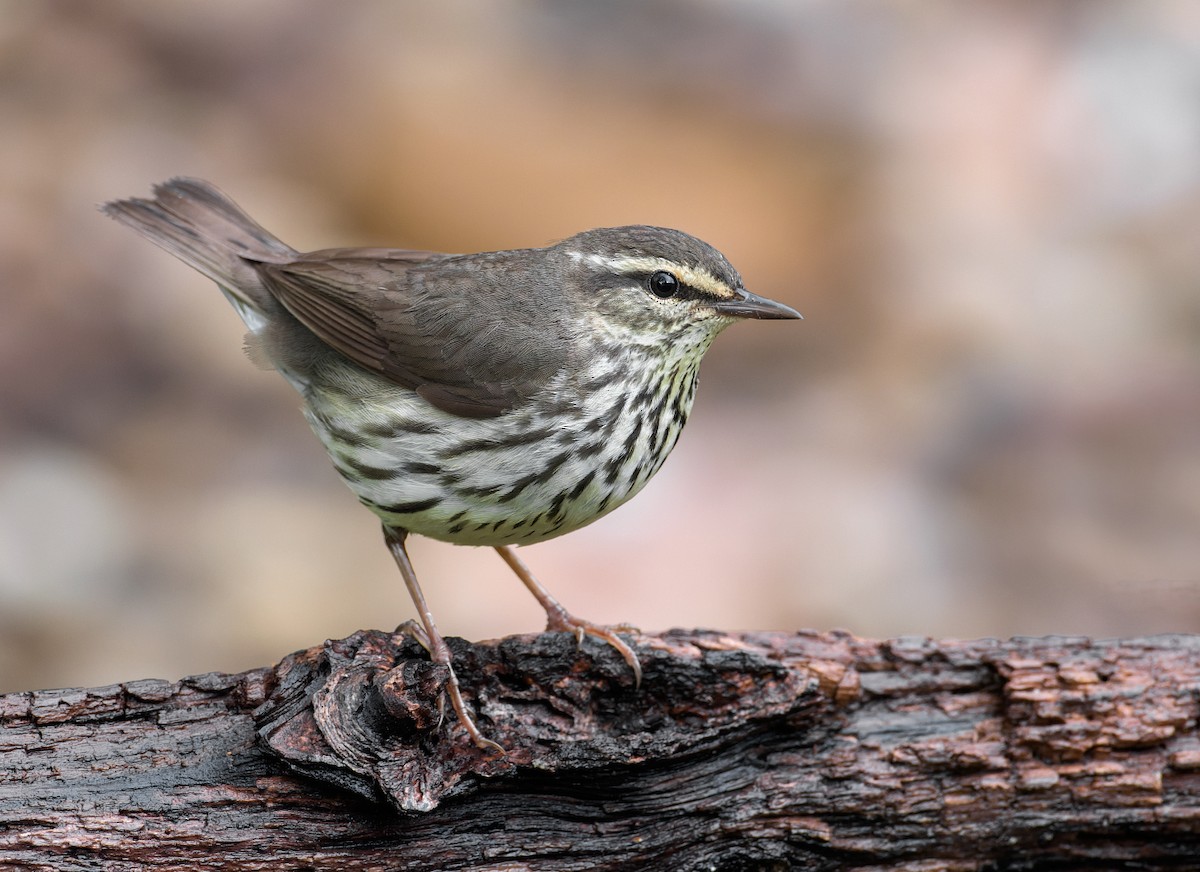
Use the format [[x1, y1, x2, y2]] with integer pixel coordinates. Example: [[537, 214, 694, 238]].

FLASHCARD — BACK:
[[3, 629, 1199, 870]]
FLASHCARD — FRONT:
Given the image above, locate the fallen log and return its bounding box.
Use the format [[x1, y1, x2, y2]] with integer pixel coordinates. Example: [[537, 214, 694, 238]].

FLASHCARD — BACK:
[[3, 629, 1199, 869]]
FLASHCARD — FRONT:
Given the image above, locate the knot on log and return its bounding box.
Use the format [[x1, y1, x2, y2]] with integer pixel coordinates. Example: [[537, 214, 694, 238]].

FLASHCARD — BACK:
[[253, 628, 824, 811]]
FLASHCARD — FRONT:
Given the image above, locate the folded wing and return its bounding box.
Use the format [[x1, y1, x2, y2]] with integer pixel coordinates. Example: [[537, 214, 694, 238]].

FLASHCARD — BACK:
[[258, 250, 570, 418]]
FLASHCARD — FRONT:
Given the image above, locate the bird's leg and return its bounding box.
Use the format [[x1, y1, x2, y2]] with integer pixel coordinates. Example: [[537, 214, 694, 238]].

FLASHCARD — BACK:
[[383, 525, 503, 754], [493, 544, 642, 687], [389, 619, 447, 726]]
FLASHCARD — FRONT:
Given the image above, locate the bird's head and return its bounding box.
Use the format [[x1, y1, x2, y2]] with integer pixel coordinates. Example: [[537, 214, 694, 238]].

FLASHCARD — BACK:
[[549, 226, 800, 350]]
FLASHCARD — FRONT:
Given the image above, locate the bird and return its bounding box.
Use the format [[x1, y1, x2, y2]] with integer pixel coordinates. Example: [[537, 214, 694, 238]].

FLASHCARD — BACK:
[[103, 178, 801, 751]]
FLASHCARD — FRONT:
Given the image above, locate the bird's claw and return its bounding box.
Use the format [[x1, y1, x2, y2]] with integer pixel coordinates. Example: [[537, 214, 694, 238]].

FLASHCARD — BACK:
[[391, 620, 504, 753], [544, 611, 643, 688]]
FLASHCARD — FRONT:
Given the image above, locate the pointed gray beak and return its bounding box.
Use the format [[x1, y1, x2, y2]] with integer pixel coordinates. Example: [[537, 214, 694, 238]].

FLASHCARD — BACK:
[[712, 288, 803, 320]]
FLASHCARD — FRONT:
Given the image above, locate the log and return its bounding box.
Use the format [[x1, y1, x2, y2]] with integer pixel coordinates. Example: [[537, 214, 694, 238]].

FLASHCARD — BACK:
[[3, 628, 1199, 870]]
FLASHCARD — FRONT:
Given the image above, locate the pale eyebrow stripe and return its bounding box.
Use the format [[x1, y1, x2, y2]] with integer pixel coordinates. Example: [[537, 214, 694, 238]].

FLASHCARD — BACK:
[[565, 252, 735, 299]]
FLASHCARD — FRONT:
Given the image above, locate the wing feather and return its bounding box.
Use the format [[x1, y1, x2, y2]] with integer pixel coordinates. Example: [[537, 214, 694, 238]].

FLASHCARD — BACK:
[[256, 249, 570, 418]]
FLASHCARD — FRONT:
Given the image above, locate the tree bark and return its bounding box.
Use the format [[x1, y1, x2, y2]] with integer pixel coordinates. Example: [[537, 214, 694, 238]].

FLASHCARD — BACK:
[[3, 629, 1199, 870]]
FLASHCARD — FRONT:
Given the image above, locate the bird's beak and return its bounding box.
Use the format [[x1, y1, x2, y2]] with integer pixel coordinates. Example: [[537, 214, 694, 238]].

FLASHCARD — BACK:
[[712, 288, 803, 320]]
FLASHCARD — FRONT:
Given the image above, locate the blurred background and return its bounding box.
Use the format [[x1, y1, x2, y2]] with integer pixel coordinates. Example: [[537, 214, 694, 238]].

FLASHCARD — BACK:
[[2, 0, 1199, 692]]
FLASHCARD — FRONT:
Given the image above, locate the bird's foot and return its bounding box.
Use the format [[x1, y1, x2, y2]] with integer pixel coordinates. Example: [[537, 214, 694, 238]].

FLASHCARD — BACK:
[[492, 544, 643, 687], [391, 621, 504, 755], [393, 618, 432, 652], [542, 606, 643, 688]]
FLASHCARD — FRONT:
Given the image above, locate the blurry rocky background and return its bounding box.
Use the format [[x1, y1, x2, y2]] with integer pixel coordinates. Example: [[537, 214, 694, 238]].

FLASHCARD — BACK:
[[2, 1, 1199, 691]]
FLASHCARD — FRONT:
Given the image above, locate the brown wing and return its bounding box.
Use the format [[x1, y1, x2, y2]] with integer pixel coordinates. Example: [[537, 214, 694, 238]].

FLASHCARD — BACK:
[[256, 248, 571, 418]]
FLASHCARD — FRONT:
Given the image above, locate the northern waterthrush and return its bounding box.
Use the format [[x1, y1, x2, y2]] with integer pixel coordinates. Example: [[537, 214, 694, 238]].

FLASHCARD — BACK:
[[104, 178, 800, 750]]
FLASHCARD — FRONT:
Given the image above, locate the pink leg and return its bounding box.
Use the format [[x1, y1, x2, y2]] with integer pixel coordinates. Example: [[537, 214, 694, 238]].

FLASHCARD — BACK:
[[383, 526, 503, 753], [494, 544, 642, 687]]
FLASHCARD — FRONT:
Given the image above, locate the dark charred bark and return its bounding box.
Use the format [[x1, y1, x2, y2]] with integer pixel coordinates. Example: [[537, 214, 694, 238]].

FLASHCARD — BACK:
[[3, 629, 1199, 870]]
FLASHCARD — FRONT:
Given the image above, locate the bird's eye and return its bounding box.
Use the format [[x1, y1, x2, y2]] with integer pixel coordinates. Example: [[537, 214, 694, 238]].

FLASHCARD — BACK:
[[648, 271, 680, 299]]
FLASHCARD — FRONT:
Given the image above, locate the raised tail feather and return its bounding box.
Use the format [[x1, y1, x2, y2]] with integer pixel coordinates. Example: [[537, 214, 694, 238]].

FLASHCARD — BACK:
[[102, 178, 296, 324]]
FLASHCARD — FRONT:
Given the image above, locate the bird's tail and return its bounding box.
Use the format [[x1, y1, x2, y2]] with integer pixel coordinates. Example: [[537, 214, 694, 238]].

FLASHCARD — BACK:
[[102, 178, 296, 328]]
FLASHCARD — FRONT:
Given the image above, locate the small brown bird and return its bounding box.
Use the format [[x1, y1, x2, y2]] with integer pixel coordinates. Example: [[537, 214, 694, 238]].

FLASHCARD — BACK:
[[104, 179, 800, 750]]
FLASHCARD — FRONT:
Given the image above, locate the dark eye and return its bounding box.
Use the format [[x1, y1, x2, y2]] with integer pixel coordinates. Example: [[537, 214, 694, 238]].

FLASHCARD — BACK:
[[648, 271, 680, 299]]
